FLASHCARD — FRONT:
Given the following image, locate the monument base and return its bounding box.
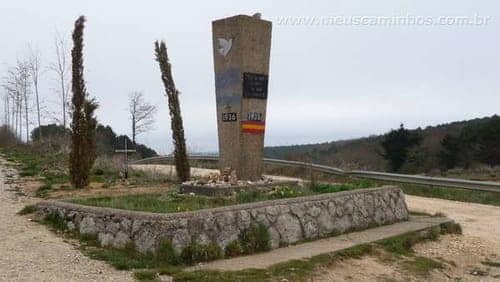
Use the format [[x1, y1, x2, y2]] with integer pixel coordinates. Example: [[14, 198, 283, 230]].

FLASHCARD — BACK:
[[180, 179, 299, 197]]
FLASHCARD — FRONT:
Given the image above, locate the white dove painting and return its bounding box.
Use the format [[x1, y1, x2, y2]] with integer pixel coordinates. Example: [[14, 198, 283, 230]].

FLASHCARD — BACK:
[[217, 38, 233, 57]]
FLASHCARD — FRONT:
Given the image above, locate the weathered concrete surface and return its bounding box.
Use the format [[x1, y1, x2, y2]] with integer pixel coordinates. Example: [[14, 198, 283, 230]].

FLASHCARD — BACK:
[[187, 216, 453, 271], [213, 15, 272, 180], [36, 186, 408, 255]]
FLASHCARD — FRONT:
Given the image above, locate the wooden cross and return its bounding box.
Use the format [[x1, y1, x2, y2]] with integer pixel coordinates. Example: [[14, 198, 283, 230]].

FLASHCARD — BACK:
[[114, 138, 136, 179]]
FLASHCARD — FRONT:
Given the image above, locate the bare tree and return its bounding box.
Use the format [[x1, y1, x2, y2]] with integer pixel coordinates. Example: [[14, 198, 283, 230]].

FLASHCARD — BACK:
[[2, 91, 10, 128], [129, 91, 157, 144], [19, 60, 31, 142], [3, 63, 30, 141], [49, 31, 70, 128], [3, 68, 18, 136], [28, 45, 43, 140]]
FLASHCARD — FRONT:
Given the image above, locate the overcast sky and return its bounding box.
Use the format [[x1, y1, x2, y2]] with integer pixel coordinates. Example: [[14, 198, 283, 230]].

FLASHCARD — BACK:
[[1, 1, 499, 154]]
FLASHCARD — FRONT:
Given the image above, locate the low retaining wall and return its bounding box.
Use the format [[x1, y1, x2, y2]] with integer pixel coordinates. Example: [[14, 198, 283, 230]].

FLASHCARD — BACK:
[[35, 186, 409, 254]]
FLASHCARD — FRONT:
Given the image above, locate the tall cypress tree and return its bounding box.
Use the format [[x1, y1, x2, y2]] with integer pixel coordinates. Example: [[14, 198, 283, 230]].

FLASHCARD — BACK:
[[154, 41, 190, 182], [69, 16, 98, 188]]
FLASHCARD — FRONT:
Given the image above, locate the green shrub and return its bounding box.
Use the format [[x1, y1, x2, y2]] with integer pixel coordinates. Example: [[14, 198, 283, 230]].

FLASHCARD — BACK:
[[134, 270, 159, 281], [336, 244, 373, 259], [225, 241, 244, 257], [86, 245, 157, 270], [156, 239, 180, 265], [43, 212, 67, 231], [269, 186, 303, 199], [440, 222, 462, 235], [311, 180, 375, 194], [204, 243, 223, 261], [378, 233, 418, 255], [180, 242, 223, 265], [36, 183, 53, 198], [18, 205, 37, 215], [236, 191, 265, 204], [239, 223, 271, 254], [44, 172, 69, 184]]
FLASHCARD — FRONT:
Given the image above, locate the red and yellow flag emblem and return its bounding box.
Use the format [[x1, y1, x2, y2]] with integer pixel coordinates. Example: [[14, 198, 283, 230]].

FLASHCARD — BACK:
[[241, 121, 265, 134]]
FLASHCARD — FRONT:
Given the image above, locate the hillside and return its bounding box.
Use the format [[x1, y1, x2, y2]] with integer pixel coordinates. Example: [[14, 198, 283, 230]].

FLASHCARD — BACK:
[[264, 116, 498, 172]]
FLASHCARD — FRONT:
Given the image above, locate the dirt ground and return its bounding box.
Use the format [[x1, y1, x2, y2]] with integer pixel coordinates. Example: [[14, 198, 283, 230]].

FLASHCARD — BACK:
[[0, 160, 135, 281], [314, 195, 500, 281]]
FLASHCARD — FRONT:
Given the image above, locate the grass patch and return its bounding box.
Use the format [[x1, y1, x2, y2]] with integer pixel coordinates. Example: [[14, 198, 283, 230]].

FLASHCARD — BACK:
[[134, 270, 159, 281], [440, 221, 462, 235], [336, 243, 374, 259], [86, 247, 157, 270], [310, 179, 374, 193], [43, 212, 68, 231], [84, 241, 159, 270], [376, 227, 440, 256], [35, 183, 53, 198], [17, 204, 37, 215], [72, 182, 377, 214], [72, 192, 231, 213], [402, 256, 444, 275], [481, 260, 500, 267]]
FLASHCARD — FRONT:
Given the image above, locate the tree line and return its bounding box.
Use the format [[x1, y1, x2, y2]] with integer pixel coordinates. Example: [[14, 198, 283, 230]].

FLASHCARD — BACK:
[[381, 116, 500, 172]]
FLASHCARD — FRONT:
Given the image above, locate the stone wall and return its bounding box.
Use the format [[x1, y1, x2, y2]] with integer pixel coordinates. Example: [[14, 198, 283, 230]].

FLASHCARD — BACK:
[[35, 186, 409, 254]]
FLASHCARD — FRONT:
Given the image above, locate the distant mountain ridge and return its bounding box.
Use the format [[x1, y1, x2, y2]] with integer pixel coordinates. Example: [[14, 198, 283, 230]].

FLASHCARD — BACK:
[[264, 115, 498, 172]]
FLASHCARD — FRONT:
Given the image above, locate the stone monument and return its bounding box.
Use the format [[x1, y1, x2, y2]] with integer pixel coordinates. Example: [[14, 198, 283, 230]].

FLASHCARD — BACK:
[[212, 14, 272, 181]]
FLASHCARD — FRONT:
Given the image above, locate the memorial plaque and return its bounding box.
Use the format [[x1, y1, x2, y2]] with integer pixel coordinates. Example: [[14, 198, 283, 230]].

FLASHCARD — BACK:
[[247, 112, 263, 121], [243, 72, 268, 99], [222, 112, 237, 122]]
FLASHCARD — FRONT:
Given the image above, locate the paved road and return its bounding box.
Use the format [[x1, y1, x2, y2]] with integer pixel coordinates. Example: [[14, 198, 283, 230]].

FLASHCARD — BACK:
[[0, 162, 133, 282]]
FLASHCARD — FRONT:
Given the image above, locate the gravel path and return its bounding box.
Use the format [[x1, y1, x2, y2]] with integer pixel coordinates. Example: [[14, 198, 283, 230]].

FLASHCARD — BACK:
[[406, 195, 500, 240], [0, 163, 133, 282]]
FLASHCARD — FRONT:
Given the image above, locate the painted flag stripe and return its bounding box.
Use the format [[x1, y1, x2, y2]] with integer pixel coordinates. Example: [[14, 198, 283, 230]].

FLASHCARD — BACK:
[[241, 120, 265, 134], [241, 121, 265, 126], [241, 124, 265, 130], [242, 128, 265, 134]]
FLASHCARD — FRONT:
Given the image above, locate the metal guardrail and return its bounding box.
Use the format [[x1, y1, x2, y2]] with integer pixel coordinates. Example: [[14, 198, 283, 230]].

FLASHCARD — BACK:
[[130, 155, 500, 193]]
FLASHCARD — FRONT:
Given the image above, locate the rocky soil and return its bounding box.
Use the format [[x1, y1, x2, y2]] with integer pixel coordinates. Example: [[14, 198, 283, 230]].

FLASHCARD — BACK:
[[0, 159, 134, 282]]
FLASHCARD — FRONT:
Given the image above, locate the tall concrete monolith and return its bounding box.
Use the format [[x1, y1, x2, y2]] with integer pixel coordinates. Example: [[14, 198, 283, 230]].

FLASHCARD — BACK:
[[212, 14, 272, 181]]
